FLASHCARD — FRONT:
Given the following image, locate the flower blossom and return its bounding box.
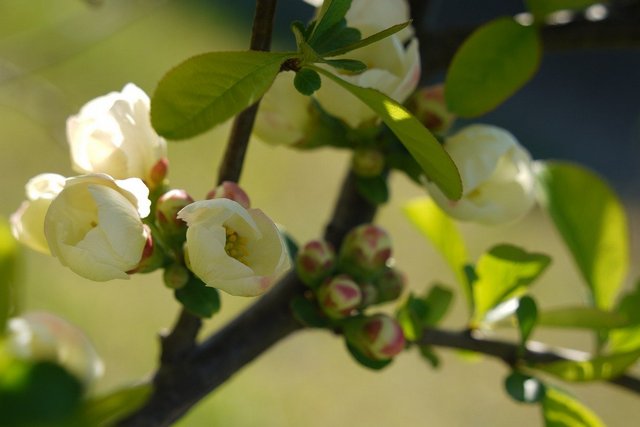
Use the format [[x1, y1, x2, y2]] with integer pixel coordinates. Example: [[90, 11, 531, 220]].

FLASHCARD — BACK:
[[178, 199, 290, 297]]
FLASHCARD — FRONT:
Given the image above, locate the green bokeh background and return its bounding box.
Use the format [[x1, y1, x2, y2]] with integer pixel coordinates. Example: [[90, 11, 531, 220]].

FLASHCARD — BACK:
[[1, 1, 639, 425]]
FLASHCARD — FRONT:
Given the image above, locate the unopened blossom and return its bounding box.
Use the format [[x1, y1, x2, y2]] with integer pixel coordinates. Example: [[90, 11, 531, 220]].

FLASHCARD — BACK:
[[67, 83, 168, 186], [7, 312, 104, 386], [426, 124, 536, 225], [339, 224, 392, 278], [406, 84, 456, 134], [317, 275, 362, 318], [11, 173, 66, 254], [178, 199, 290, 297], [44, 174, 151, 281], [296, 239, 336, 287], [345, 314, 406, 360], [206, 181, 251, 209]]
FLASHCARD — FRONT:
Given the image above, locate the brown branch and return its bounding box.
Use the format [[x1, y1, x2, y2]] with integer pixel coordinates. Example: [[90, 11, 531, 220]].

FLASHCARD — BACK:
[[418, 328, 640, 395]]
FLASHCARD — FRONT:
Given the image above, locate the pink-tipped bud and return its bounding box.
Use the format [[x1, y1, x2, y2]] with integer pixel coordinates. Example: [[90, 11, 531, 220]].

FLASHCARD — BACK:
[[373, 268, 406, 304], [345, 314, 406, 361], [156, 189, 194, 241], [339, 224, 392, 279], [149, 158, 169, 188], [296, 239, 336, 287], [406, 84, 456, 134], [317, 275, 362, 319], [206, 181, 251, 209], [128, 225, 164, 274], [163, 263, 190, 289], [352, 148, 385, 178]]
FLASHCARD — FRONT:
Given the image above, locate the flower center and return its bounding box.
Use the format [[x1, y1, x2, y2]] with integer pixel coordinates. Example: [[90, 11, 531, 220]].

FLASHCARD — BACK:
[[224, 226, 249, 265]]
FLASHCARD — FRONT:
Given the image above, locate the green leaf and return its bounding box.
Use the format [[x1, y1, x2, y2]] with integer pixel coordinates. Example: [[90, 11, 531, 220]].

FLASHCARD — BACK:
[[609, 280, 640, 352], [175, 277, 221, 318], [538, 307, 632, 330], [308, 0, 353, 46], [542, 387, 605, 427], [536, 161, 629, 310], [423, 285, 454, 327], [0, 218, 18, 333], [323, 58, 367, 73], [445, 17, 541, 117], [526, 0, 603, 20], [311, 67, 462, 199], [311, 24, 362, 56], [404, 197, 469, 303], [152, 51, 293, 139], [505, 372, 545, 404], [472, 244, 551, 325], [355, 175, 389, 205], [323, 21, 412, 57], [535, 348, 640, 382], [73, 384, 151, 427], [294, 68, 322, 96], [396, 294, 429, 341], [345, 341, 393, 370], [516, 296, 538, 345], [290, 296, 330, 328], [418, 345, 440, 368]]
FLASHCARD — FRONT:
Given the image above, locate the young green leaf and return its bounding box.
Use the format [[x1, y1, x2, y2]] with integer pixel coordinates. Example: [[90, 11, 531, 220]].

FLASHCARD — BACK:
[[609, 280, 640, 352], [445, 17, 540, 117], [72, 384, 152, 427], [423, 285, 454, 327], [536, 161, 629, 310], [535, 348, 640, 382], [526, 0, 602, 21], [472, 244, 551, 325], [418, 345, 440, 368], [355, 175, 389, 205], [175, 277, 221, 318], [542, 387, 605, 427], [294, 68, 322, 96], [152, 51, 293, 139], [404, 197, 469, 303], [505, 372, 545, 404], [538, 307, 632, 330], [322, 21, 412, 57], [396, 294, 429, 341], [312, 23, 362, 56], [312, 66, 462, 200], [308, 0, 353, 46], [323, 58, 367, 73], [516, 296, 538, 345], [0, 218, 18, 333]]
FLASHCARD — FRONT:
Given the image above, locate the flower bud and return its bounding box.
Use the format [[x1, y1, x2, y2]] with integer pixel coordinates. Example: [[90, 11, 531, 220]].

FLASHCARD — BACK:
[[295, 239, 336, 287], [352, 148, 385, 178], [127, 225, 165, 274], [358, 282, 379, 308], [339, 224, 392, 279], [373, 268, 406, 304], [156, 189, 194, 241], [406, 84, 455, 134], [163, 263, 190, 289], [149, 158, 169, 187], [345, 314, 406, 360], [317, 275, 362, 319], [206, 181, 251, 209]]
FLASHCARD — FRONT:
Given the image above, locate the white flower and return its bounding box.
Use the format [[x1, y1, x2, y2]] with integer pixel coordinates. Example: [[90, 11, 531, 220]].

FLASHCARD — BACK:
[[44, 174, 151, 281], [67, 83, 168, 185], [178, 199, 290, 297], [11, 173, 66, 255], [426, 124, 536, 225], [7, 312, 104, 387]]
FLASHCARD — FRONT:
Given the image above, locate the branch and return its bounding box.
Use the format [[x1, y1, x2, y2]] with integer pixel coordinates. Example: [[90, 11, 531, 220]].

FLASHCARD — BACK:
[[420, 1, 640, 79], [418, 328, 640, 395]]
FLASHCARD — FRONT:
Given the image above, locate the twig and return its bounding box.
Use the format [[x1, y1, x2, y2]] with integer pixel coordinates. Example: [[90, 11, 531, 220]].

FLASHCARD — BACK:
[[418, 328, 640, 395]]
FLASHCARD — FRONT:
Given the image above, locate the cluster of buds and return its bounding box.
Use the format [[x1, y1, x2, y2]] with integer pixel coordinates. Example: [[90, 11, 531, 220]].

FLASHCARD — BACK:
[[295, 224, 406, 361]]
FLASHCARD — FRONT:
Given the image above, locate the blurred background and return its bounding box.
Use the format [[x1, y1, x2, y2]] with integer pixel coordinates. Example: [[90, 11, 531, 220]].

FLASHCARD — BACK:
[[0, 0, 639, 425]]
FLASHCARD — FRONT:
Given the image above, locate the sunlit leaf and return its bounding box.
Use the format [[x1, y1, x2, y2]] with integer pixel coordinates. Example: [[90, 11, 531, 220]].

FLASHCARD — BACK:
[[542, 387, 605, 427], [516, 296, 538, 345], [0, 218, 18, 333], [526, 0, 603, 20], [609, 280, 640, 352], [535, 348, 640, 382], [175, 277, 220, 318], [152, 51, 293, 139], [396, 294, 428, 341], [536, 161, 629, 310], [445, 17, 540, 117], [472, 244, 551, 325], [404, 197, 469, 303], [505, 372, 545, 404], [73, 384, 152, 427], [538, 307, 632, 330], [312, 67, 462, 200]]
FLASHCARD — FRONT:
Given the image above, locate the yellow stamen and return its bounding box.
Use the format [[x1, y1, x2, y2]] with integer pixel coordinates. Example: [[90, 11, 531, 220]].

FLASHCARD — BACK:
[[224, 226, 249, 265]]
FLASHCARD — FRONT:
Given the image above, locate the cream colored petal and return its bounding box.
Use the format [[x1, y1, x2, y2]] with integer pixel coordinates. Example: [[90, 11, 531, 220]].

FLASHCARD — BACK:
[[245, 209, 290, 277], [56, 238, 129, 281], [11, 199, 52, 254], [25, 173, 66, 200]]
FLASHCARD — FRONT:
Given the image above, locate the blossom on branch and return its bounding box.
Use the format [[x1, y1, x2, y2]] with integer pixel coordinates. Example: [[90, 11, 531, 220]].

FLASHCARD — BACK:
[[67, 83, 168, 186], [178, 199, 290, 297], [426, 124, 536, 225], [44, 174, 151, 281]]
